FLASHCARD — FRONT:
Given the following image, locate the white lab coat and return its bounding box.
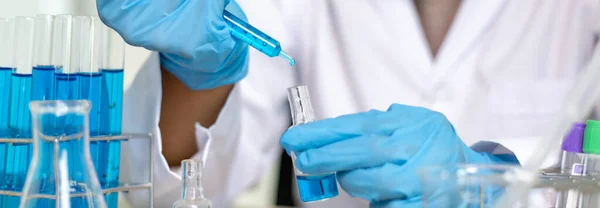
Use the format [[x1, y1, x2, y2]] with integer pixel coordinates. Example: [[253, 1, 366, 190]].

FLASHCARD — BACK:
[[121, 0, 600, 207]]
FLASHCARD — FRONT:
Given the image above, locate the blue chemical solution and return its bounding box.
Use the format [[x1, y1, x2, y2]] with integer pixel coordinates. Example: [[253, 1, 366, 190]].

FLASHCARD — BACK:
[[79, 72, 115, 207], [0, 67, 12, 206], [78, 72, 106, 136], [3, 73, 33, 207], [223, 11, 295, 66], [55, 72, 79, 101], [31, 65, 55, 101], [54, 71, 80, 187], [296, 174, 339, 202], [101, 69, 124, 207]]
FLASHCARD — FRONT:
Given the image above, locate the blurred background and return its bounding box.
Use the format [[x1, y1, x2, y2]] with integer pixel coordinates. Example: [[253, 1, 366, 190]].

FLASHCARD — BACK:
[[0, 0, 281, 206]]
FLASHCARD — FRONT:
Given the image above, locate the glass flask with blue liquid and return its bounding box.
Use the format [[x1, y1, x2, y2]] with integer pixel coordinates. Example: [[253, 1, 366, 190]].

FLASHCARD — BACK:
[[287, 85, 339, 202], [20, 100, 107, 208]]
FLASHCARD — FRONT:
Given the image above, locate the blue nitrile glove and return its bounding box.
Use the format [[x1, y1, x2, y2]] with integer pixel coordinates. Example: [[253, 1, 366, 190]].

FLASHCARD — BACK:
[[280, 104, 519, 208], [96, 0, 249, 90]]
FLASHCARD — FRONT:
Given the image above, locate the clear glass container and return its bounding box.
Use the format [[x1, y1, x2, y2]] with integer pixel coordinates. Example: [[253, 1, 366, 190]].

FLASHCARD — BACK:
[[20, 100, 106, 208], [173, 159, 211, 208], [287, 85, 339, 202], [419, 164, 546, 208]]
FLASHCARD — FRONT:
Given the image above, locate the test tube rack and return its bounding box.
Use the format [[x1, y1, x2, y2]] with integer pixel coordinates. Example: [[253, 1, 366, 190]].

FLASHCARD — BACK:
[[0, 133, 154, 207], [537, 173, 600, 193]]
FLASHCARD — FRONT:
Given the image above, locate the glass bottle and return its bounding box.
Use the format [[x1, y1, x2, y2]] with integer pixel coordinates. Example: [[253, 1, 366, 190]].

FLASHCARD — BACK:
[[173, 159, 211, 208], [20, 100, 106, 208], [287, 85, 339, 202]]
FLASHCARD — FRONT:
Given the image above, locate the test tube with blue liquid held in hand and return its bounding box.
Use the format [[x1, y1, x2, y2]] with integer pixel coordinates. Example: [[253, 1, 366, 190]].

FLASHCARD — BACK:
[[4, 17, 35, 208], [223, 11, 295, 66], [31, 15, 55, 102], [96, 18, 124, 207], [287, 85, 339, 202], [581, 120, 600, 207], [555, 123, 586, 208], [0, 17, 15, 207]]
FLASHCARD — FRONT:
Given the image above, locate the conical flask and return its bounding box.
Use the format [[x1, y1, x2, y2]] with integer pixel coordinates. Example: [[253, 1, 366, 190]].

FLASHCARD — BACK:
[[173, 159, 211, 208], [20, 100, 106, 208]]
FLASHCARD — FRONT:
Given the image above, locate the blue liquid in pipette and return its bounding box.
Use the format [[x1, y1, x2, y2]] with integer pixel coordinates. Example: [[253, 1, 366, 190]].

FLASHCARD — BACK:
[[296, 174, 339, 202], [223, 11, 296, 66], [101, 69, 123, 207], [3, 73, 33, 207], [0, 67, 12, 206], [31, 65, 55, 101]]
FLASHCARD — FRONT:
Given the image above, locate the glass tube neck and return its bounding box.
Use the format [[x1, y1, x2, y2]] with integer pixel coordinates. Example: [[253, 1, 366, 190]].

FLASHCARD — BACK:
[[181, 159, 206, 200], [287, 85, 315, 125]]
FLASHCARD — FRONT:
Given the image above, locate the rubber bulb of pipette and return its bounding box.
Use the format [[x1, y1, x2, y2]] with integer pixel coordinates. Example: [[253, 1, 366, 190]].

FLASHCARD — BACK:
[[279, 51, 296, 66]]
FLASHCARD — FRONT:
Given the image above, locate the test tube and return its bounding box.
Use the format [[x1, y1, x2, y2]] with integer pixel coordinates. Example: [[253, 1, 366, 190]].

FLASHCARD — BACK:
[[287, 85, 339, 202], [98, 19, 124, 135], [74, 16, 103, 136], [96, 16, 124, 207], [555, 123, 586, 207], [581, 120, 600, 207], [53, 15, 78, 100], [31, 14, 55, 101], [0, 18, 14, 135], [0, 17, 14, 207], [5, 16, 35, 207]]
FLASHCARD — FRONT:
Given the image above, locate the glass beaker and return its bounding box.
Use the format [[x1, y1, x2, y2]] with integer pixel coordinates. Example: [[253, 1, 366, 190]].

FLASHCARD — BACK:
[[20, 100, 106, 208], [419, 164, 544, 208]]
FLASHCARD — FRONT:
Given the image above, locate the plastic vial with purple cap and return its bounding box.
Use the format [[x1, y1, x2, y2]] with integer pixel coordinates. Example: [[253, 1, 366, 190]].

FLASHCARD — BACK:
[[555, 123, 586, 208]]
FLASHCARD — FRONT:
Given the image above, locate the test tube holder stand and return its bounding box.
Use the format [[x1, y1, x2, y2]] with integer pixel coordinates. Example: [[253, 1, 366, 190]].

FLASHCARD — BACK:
[[0, 133, 154, 207]]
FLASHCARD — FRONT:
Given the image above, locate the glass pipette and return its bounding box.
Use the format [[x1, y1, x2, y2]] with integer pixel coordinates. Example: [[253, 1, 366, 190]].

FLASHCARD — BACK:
[[223, 11, 295, 66]]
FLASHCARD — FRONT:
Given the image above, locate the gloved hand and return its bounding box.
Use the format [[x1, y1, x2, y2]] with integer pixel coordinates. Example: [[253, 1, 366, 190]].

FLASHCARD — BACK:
[[96, 0, 249, 90], [280, 104, 519, 207]]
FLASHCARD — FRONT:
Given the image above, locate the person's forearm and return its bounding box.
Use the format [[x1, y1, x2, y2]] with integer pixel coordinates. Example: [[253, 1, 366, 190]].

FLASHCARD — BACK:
[[159, 67, 234, 167]]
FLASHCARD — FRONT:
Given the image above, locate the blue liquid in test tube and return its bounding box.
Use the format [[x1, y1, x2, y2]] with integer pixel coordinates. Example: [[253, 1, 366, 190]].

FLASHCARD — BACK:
[[0, 18, 14, 206], [5, 73, 33, 207], [97, 19, 125, 207], [0, 67, 11, 206], [3, 17, 35, 207], [101, 69, 123, 187], [223, 11, 296, 66], [31, 65, 55, 101]]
